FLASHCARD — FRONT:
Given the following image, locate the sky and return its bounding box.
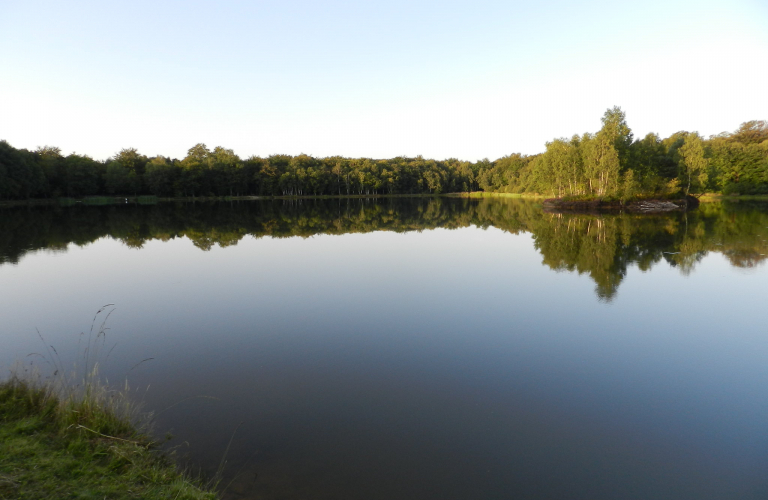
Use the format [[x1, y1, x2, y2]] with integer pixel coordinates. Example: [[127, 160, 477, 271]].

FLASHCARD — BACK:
[[1, 0, 767, 162]]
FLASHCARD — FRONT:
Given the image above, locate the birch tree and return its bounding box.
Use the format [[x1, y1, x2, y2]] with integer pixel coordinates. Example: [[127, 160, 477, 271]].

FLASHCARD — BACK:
[[679, 133, 708, 196]]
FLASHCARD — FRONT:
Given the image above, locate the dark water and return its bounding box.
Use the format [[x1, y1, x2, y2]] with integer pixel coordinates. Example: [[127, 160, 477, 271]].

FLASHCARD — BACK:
[[2, 198, 768, 499]]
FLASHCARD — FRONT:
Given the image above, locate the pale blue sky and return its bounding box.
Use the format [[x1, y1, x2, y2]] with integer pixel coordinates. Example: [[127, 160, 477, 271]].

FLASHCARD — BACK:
[[1, 0, 766, 161]]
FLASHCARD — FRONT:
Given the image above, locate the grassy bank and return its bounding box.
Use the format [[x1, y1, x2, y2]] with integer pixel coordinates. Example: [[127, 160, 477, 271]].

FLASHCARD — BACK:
[[4, 191, 766, 208], [0, 193, 438, 207], [0, 192, 543, 207], [444, 192, 545, 199], [4, 191, 767, 208], [0, 376, 217, 499], [699, 193, 768, 202]]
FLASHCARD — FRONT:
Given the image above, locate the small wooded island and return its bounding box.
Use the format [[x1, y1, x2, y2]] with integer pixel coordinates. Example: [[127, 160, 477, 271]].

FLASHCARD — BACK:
[[0, 109, 766, 203]]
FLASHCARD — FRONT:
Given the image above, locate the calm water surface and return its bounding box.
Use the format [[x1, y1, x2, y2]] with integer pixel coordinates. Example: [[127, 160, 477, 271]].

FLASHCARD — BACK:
[[1, 198, 768, 499]]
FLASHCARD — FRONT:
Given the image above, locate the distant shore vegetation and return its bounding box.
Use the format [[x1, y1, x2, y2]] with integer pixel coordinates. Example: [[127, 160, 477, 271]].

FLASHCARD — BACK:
[[1, 109, 766, 201]]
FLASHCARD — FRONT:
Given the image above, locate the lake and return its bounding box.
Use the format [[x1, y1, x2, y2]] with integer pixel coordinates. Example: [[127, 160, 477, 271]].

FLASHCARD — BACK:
[[1, 197, 768, 499]]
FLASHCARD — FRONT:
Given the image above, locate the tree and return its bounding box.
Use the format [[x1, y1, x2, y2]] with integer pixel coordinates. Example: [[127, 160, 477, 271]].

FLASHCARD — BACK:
[[544, 138, 581, 197], [34, 146, 65, 197], [0, 141, 44, 199], [144, 156, 178, 196], [105, 161, 136, 194], [209, 146, 242, 196], [581, 132, 620, 196], [180, 144, 211, 196], [621, 169, 639, 202], [600, 106, 633, 171], [728, 120, 768, 145], [112, 148, 147, 194], [63, 154, 103, 196], [678, 133, 708, 196]]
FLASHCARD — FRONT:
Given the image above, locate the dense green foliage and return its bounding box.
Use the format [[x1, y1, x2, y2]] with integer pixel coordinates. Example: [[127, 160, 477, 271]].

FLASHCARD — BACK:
[[479, 113, 768, 198], [0, 378, 217, 499], [1, 198, 766, 300], [0, 144, 479, 199], [1, 111, 765, 200]]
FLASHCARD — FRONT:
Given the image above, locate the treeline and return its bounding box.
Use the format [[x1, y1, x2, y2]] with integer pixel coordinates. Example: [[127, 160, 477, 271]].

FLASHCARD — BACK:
[[1, 109, 766, 200], [478, 110, 768, 198], [1, 198, 766, 300], [0, 144, 479, 199]]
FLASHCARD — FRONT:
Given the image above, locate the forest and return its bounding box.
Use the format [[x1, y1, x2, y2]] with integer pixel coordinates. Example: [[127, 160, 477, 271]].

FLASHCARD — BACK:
[[1, 198, 766, 300], [0, 109, 766, 200]]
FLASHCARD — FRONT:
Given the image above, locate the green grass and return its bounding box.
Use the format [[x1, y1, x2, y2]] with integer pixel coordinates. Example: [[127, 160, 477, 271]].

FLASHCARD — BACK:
[[82, 196, 118, 206], [447, 191, 545, 199], [57, 197, 77, 206], [137, 195, 159, 205], [0, 306, 218, 500], [0, 377, 218, 500], [700, 193, 768, 202]]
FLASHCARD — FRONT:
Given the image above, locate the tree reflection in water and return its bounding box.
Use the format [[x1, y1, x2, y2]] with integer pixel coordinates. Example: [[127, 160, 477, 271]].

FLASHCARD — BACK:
[[1, 198, 766, 300]]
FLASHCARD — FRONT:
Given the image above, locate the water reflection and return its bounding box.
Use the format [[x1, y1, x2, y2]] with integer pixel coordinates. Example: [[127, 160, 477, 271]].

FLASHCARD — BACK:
[[2, 198, 768, 499], [531, 205, 768, 299], [2, 198, 767, 301]]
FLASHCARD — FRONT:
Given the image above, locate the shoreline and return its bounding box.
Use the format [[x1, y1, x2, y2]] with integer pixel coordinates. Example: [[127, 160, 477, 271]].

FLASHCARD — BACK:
[[0, 376, 218, 499], [0, 192, 558, 207], [1, 192, 765, 209], [0, 193, 438, 207], [542, 195, 701, 214]]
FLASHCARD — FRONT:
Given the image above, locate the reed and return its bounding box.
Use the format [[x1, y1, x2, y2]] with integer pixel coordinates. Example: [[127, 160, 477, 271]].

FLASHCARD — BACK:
[[0, 306, 218, 499]]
